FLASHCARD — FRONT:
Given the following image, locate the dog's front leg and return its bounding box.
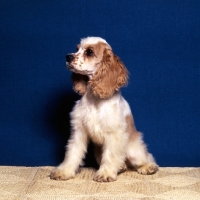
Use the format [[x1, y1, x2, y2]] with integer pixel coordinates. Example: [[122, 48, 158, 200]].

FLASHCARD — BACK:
[[94, 133, 127, 182], [50, 129, 88, 180]]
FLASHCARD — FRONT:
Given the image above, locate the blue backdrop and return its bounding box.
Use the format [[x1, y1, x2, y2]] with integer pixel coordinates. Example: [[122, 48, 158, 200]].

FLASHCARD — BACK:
[[0, 0, 199, 167]]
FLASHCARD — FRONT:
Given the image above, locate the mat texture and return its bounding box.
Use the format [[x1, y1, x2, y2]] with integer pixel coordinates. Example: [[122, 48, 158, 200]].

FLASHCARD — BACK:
[[0, 166, 200, 200]]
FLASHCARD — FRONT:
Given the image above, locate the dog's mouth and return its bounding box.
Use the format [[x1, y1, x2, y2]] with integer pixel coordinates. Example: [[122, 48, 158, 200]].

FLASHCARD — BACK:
[[66, 63, 93, 76]]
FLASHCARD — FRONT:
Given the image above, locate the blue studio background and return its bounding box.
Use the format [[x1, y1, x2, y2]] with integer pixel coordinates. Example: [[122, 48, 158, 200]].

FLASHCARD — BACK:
[[0, 0, 199, 167]]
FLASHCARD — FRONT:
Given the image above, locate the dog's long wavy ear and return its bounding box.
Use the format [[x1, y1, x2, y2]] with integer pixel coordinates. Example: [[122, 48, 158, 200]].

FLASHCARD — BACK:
[[89, 49, 128, 99], [71, 73, 89, 95]]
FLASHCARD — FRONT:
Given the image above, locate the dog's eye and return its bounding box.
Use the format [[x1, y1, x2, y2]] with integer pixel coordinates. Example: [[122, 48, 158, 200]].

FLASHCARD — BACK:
[[85, 48, 94, 57]]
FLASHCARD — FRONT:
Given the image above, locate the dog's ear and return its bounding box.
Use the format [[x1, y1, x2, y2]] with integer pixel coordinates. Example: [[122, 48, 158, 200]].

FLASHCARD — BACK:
[[71, 73, 89, 95], [89, 49, 128, 99]]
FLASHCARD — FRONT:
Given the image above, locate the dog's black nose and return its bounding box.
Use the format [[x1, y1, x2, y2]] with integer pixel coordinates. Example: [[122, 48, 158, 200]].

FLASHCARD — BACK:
[[66, 54, 74, 63]]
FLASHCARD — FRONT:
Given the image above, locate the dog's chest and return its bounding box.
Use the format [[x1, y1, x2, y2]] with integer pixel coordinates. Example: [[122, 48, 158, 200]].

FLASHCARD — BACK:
[[75, 97, 121, 144]]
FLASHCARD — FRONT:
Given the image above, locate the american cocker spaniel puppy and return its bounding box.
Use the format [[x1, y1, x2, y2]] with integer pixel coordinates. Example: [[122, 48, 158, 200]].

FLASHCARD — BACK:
[[50, 37, 158, 182]]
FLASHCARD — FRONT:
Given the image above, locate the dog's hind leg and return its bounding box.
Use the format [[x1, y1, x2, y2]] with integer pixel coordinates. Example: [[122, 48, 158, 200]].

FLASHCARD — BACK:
[[126, 136, 158, 175]]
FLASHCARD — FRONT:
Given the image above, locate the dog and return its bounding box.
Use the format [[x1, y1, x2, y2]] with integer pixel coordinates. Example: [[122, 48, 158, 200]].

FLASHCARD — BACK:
[[50, 37, 158, 182]]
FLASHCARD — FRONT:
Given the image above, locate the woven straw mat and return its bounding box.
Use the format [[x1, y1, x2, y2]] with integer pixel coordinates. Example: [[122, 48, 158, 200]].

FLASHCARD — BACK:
[[0, 166, 200, 200]]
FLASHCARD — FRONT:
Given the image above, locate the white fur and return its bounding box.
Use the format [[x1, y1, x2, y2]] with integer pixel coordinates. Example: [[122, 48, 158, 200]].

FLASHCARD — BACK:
[[71, 91, 129, 171]]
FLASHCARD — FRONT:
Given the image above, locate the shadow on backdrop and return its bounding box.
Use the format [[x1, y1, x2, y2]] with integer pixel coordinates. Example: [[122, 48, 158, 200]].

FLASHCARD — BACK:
[[46, 90, 98, 168]]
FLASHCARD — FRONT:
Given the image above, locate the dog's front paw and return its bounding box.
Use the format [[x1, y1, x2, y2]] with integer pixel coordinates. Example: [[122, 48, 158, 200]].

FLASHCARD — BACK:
[[50, 167, 75, 181], [93, 169, 117, 182], [137, 163, 159, 175]]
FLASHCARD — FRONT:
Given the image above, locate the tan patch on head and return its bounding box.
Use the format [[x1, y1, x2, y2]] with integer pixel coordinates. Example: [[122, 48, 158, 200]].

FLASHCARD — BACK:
[[82, 43, 108, 61], [72, 42, 109, 70]]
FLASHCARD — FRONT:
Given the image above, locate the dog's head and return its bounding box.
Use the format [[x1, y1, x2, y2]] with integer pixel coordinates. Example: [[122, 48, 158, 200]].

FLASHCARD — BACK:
[[66, 37, 128, 98]]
